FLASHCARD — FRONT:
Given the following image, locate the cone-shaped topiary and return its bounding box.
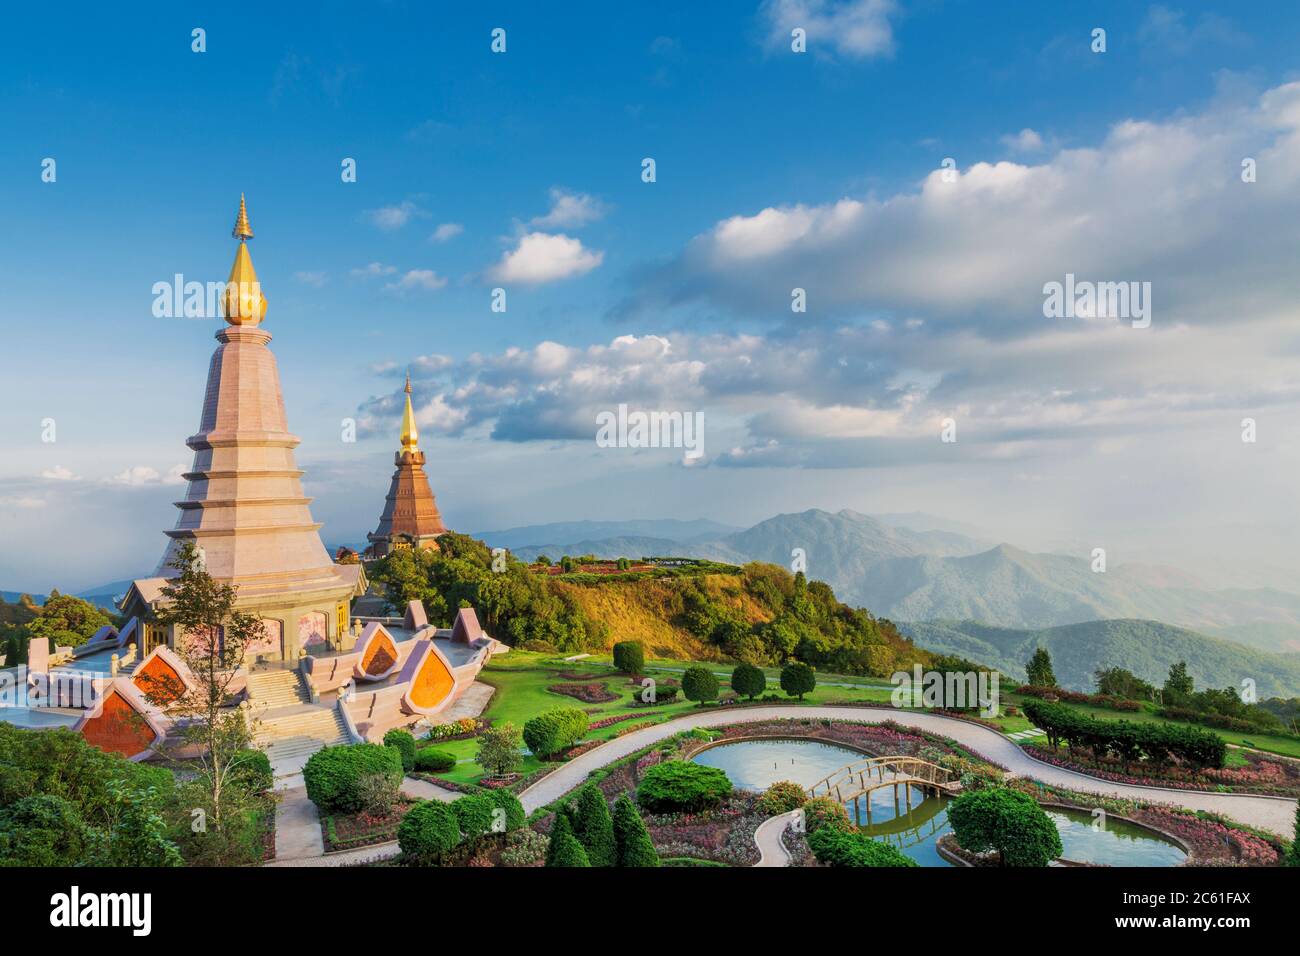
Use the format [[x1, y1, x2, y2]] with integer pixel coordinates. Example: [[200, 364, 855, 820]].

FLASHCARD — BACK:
[[545, 812, 590, 867], [571, 784, 617, 866], [613, 793, 659, 867]]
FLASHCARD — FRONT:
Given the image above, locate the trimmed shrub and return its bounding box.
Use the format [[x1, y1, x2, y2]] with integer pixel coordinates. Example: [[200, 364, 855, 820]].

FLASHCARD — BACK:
[[808, 827, 917, 867], [612, 792, 659, 867], [681, 666, 719, 705], [636, 761, 731, 813], [612, 640, 645, 675], [398, 799, 460, 864], [452, 793, 496, 841], [1023, 698, 1227, 769], [731, 663, 767, 700], [780, 661, 817, 699], [485, 789, 526, 833], [355, 773, 400, 817], [231, 750, 273, 795], [801, 796, 852, 835], [948, 787, 1062, 867], [414, 748, 457, 773], [383, 729, 417, 772], [571, 784, 617, 867], [756, 780, 807, 816], [303, 744, 403, 814], [522, 707, 589, 758], [545, 812, 590, 867]]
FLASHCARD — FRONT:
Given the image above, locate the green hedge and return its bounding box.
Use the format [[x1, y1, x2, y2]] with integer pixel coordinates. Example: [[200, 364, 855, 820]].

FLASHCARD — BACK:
[[523, 708, 589, 758], [414, 748, 457, 773], [807, 827, 917, 867], [1023, 699, 1227, 769], [383, 729, 417, 771], [636, 761, 731, 813], [303, 744, 403, 814], [612, 641, 645, 675], [397, 799, 460, 864]]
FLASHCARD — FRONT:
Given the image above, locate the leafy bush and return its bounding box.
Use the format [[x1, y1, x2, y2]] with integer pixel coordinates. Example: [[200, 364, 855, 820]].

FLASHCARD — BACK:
[[500, 827, 549, 866], [0, 795, 89, 866], [801, 796, 852, 835], [303, 744, 403, 813], [398, 800, 460, 864], [355, 773, 400, 817], [571, 784, 616, 866], [756, 780, 807, 816], [948, 787, 1062, 867], [231, 750, 273, 795], [613, 640, 645, 675], [452, 793, 497, 840], [485, 789, 526, 833], [636, 761, 732, 813], [414, 748, 457, 773], [808, 827, 917, 867], [383, 729, 417, 771], [731, 662, 767, 700], [681, 666, 719, 705], [522, 707, 589, 757], [613, 792, 659, 866], [780, 661, 817, 699]]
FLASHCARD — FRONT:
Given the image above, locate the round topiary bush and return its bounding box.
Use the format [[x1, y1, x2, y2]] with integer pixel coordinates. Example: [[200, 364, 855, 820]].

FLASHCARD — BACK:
[[947, 787, 1063, 867], [452, 793, 496, 840], [800, 796, 852, 835], [612, 640, 645, 675], [780, 661, 817, 699], [636, 761, 732, 813], [485, 789, 526, 833], [383, 729, 418, 772], [807, 827, 917, 867], [681, 666, 719, 705], [756, 780, 807, 816], [522, 707, 589, 758], [730, 662, 767, 700], [398, 799, 461, 864], [414, 748, 457, 773], [303, 743, 404, 814]]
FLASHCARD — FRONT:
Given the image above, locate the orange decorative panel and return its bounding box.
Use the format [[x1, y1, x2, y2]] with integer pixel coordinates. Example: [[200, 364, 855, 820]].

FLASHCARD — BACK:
[[360, 632, 398, 676], [409, 648, 454, 710], [80, 690, 157, 759], [133, 654, 185, 704]]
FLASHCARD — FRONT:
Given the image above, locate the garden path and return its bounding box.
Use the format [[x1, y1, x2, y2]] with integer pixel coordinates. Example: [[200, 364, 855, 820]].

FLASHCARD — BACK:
[[517, 705, 1298, 838], [753, 810, 800, 866]]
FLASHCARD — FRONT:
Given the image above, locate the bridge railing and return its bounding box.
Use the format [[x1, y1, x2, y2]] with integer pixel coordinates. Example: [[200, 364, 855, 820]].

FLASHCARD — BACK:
[[806, 755, 956, 801]]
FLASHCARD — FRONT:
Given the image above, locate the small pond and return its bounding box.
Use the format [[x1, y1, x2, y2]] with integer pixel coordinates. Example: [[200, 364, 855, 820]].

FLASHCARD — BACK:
[[692, 738, 1187, 867]]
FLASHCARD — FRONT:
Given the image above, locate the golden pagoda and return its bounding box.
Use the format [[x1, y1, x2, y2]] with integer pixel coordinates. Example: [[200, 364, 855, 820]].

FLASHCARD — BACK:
[[120, 196, 365, 662], [367, 373, 449, 555]]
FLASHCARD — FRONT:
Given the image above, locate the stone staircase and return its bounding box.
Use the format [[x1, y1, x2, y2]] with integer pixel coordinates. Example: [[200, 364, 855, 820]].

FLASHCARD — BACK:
[[247, 670, 351, 777]]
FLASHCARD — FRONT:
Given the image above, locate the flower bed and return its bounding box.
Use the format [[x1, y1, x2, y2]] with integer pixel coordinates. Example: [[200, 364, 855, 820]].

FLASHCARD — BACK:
[[424, 717, 486, 742], [548, 682, 619, 703], [322, 799, 418, 852], [589, 711, 658, 730], [1024, 744, 1300, 796], [643, 793, 764, 866]]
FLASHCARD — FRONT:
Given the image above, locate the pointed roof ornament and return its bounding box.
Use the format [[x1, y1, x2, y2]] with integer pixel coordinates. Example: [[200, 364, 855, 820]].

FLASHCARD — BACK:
[[232, 192, 254, 240], [224, 194, 267, 326], [400, 370, 419, 451]]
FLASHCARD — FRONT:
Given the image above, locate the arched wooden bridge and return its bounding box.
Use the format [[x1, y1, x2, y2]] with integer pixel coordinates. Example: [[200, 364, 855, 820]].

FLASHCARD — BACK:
[[807, 755, 962, 823]]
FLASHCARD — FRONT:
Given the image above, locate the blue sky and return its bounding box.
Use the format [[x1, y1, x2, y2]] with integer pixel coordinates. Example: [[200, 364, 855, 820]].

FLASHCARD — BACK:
[[4, 1, 1300, 591]]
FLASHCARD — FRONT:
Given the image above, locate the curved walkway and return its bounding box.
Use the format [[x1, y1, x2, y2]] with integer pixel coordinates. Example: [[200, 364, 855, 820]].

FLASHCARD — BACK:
[[753, 810, 800, 866], [519, 705, 1298, 838]]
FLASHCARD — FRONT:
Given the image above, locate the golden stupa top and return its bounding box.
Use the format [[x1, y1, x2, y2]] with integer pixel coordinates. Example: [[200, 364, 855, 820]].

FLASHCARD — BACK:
[[224, 194, 268, 326], [400, 373, 419, 451]]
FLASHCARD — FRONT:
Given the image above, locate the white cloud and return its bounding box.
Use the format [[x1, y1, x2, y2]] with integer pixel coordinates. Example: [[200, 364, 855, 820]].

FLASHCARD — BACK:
[[0, 495, 45, 509], [109, 466, 162, 486], [1000, 128, 1045, 153], [488, 232, 603, 285], [528, 188, 608, 229], [41, 466, 79, 481], [761, 0, 898, 59], [292, 270, 329, 287], [365, 200, 427, 231], [430, 222, 463, 242], [384, 269, 448, 294], [165, 464, 188, 485], [350, 262, 398, 279]]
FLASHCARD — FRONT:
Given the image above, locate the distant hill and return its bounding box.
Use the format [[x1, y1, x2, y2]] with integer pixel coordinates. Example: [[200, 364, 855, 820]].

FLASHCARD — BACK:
[[900, 618, 1300, 698], [476, 518, 741, 550]]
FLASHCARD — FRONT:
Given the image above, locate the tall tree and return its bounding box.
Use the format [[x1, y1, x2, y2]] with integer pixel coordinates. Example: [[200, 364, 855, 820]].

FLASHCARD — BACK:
[[142, 542, 264, 839], [1164, 661, 1195, 701], [1025, 647, 1057, 688]]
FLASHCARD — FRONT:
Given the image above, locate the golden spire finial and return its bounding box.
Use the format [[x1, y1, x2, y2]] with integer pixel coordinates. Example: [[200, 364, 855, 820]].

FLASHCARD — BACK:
[[224, 194, 267, 326], [233, 193, 254, 240], [400, 371, 419, 451]]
